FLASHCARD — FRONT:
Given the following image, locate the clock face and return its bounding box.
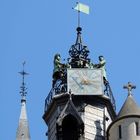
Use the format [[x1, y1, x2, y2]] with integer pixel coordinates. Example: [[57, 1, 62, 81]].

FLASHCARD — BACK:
[[67, 68, 104, 95]]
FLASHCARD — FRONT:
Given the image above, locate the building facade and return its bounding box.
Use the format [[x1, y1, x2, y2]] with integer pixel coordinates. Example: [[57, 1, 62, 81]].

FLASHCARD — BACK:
[[16, 63, 30, 140]]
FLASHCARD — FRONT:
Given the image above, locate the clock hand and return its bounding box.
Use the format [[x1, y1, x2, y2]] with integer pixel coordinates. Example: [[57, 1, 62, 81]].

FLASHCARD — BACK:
[[81, 79, 90, 85], [76, 71, 87, 81], [71, 77, 84, 89]]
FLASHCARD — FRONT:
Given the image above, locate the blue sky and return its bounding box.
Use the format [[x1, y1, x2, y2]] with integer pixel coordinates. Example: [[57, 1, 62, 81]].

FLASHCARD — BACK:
[[1, 0, 140, 140]]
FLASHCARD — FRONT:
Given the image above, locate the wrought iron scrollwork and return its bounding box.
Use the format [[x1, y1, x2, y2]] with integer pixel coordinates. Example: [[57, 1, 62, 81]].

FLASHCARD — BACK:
[[69, 44, 89, 60], [104, 82, 116, 110], [69, 27, 90, 62], [44, 27, 116, 112], [45, 79, 67, 111], [54, 79, 67, 95]]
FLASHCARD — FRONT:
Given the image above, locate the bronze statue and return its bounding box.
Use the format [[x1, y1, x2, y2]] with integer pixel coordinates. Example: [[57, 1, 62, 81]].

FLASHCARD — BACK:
[[98, 56, 107, 80], [53, 53, 63, 73], [94, 56, 107, 83], [53, 53, 66, 86]]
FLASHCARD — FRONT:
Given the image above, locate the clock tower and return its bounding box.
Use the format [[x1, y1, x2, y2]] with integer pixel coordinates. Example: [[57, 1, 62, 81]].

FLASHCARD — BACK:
[[43, 27, 116, 140]]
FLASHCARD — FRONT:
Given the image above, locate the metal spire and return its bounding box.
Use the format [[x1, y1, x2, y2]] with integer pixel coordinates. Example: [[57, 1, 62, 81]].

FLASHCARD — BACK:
[[69, 3, 90, 66], [73, 2, 89, 27], [123, 82, 136, 96], [77, 2, 81, 27], [16, 62, 30, 140], [72, 2, 81, 28], [76, 27, 82, 45], [19, 61, 29, 102], [69, 27, 89, 59]]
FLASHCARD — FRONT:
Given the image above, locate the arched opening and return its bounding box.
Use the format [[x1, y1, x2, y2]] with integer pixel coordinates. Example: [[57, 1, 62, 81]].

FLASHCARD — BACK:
[[62, 114, 79, 140]]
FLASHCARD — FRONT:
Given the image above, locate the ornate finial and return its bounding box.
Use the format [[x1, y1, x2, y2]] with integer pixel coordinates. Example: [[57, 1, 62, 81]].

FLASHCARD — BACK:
[[68, 27, 90, 68], [123, 82, 136, 96], [19, 61, 29, 102], [76, 26, 82, 32], [76, 27, 82, 45]]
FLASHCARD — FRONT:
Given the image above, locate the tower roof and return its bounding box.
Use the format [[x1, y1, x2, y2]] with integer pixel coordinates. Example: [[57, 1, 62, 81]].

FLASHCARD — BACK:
[[117, 82, 140, 118], [117, 94, 140, 118], [16, 62, 30, 140], [16, 100, 30, 140]]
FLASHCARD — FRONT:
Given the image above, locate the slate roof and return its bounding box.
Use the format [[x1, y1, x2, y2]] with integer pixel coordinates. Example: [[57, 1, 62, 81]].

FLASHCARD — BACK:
[[117, 94, 140, 118], [16, 100, 30, 140]]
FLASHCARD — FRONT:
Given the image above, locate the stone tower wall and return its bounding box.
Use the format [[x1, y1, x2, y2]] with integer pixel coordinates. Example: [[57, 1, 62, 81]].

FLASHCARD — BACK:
[[108, 117, 140, 140]]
